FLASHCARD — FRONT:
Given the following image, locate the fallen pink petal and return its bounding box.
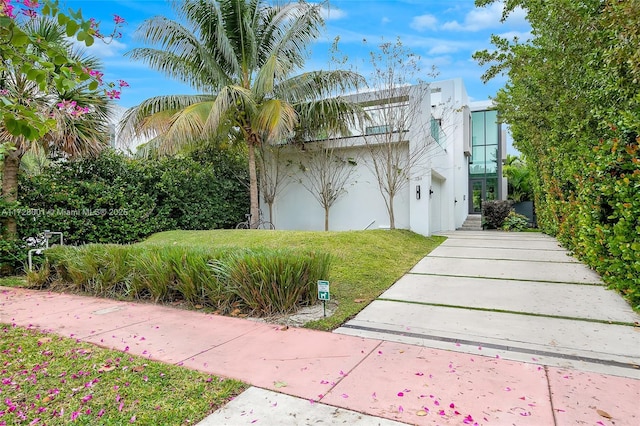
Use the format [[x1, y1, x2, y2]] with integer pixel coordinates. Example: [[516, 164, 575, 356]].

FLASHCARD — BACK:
[[397, 392, 404, 397]]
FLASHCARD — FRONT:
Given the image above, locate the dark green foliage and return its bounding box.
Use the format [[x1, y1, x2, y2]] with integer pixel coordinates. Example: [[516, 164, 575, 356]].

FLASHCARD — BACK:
[[0, 238, 27, 273], [503, 155, 533, 202], [15, 148, 249, 246], [28, 244, 332, 316], [481, 200, 512, 229], [474, 0, 640, 308]]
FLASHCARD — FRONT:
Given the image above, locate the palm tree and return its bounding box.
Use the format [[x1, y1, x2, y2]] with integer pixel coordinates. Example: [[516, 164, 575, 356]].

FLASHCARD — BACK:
[[0, 17, 111, 238], [119, 0, 363, 228]]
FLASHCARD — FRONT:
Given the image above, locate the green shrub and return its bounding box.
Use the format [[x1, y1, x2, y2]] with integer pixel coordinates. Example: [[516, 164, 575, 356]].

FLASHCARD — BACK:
[[0, 238, 28, 274], [481, 200, 513, 229], [16, 148, 249, 245], [502, 212, 530, 232], [28, 244, 331, 316]]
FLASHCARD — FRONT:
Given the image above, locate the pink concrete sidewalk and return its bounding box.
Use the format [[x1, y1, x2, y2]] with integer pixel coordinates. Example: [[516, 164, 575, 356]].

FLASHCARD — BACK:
[[1, 287, 638, 425]]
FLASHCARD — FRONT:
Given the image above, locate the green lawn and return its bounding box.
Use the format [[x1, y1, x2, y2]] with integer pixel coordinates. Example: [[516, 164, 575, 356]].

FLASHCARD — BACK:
[[142, 229, 445, 330], [0, 323, 245, 425]]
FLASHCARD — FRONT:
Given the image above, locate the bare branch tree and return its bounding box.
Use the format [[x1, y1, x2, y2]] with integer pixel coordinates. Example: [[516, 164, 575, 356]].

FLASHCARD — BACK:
[[359, 38, 439, 229], [258, 143, 291, 225], [297, 141, 358, 231]]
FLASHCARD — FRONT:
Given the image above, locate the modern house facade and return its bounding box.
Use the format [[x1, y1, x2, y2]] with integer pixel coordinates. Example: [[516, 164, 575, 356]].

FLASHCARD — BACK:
[[262, 78, 506, 236]]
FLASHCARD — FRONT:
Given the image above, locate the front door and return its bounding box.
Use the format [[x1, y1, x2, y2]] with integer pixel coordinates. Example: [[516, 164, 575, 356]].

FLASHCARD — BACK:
[[469, 179, 484, 213]]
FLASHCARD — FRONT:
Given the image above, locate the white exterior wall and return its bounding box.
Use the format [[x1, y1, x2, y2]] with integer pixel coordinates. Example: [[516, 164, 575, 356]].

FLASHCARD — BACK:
[[263, 79, 473, 236], [269, 144, 410, 231]]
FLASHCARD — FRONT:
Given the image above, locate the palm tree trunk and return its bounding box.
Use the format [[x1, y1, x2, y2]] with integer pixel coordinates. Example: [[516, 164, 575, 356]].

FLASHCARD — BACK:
[[2, 154, 20, 239], [247, 141, 260, 229]]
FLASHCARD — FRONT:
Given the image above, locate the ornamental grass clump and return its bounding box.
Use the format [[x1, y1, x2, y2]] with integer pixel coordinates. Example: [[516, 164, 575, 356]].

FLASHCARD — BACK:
[[212, 249, 332, 316], [27, 244, 332, 317]]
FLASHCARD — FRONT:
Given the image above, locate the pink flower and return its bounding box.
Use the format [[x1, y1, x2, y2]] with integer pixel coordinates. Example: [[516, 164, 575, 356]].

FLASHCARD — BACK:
[[23, 0, 39, 7], [106, 90, 121, 99], [397, 392, 404, 397], [449, 403, 455, 408], [463, 414, 475, 424], [113, 14, 125, 24], [21, 8, 36, 18], [118, 80, 130, 88], [1, 1, 16, 18], [81, 394, 92, 403], [97, 409, 105, 417], [87, 69, 104, 84], [70, 411, 80, 421]]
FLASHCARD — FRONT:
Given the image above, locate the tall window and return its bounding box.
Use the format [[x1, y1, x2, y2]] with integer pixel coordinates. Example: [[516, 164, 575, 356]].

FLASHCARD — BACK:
[[470, 110, 499, 179], [469, 109, 501, 212]]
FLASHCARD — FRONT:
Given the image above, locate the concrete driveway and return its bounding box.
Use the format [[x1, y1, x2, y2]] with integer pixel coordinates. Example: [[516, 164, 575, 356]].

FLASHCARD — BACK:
[[335, 231, 640, 379]]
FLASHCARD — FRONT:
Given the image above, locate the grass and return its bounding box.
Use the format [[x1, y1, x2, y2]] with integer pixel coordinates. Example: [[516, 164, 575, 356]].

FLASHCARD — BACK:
[[0, 275, 27, 287], [142, 229, 445, 330], [0, 323, 246, 425]]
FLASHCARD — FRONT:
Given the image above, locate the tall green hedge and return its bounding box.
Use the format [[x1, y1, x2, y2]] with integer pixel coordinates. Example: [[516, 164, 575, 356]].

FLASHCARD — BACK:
[[475, 0, 639, 308], [15, 147, 249, 246]]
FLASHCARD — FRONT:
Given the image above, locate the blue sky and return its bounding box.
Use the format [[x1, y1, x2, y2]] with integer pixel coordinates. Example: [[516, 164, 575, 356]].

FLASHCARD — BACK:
[[62, 0, 530, 109]]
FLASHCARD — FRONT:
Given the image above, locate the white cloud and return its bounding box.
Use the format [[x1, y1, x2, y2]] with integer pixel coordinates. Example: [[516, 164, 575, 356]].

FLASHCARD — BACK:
[[428, 43, 461, 55], [410, 14, 438, 32], [496, 30, 532, 42], [320, 6, 347, 21], [381, 17, 391, 25], [74, 38, 128, 59], [442, 2, 527, 32]]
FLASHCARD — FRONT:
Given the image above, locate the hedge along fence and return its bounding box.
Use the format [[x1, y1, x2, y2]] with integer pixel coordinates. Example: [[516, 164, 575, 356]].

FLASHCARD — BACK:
[[27, 244, 332, 316]]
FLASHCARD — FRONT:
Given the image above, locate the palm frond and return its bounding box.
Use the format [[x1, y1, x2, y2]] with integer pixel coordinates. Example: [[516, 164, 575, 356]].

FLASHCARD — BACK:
[[254, 99, 297, 142], [118, 94, 216, 143], [276, 70, 365, 103], [202, 85, 256, 135]]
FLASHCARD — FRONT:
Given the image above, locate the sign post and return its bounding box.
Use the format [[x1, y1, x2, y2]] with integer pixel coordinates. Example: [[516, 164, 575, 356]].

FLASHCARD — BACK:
[[317, 280, 330, 317]]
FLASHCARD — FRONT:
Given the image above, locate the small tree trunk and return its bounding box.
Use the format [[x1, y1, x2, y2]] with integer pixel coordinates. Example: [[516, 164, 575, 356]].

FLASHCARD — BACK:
[[268, 201, 274, 225], [388, 195, 396, 229], [2, 154, 20, 239], [247, 141, 260, 229], [324, 206, 329, 231]]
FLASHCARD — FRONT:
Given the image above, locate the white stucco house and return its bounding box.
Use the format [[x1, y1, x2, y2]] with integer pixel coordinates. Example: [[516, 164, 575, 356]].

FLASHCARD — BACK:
[[261, 78, 506, 236]]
